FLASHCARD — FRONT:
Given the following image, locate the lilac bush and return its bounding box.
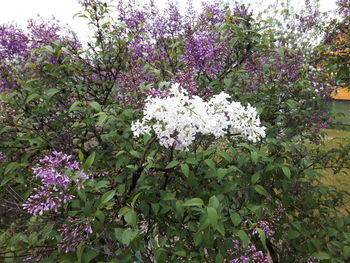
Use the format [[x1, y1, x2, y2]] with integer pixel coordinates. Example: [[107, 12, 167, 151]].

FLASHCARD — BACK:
[[0, 1, 349, 263]]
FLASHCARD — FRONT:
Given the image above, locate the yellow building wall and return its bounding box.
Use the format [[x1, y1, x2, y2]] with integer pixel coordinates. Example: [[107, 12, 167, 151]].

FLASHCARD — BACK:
[[331, 87, 350, 100]]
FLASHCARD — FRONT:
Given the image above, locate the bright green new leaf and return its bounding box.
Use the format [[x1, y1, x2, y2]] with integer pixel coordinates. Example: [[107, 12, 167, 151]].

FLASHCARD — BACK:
[[183, 198, 204, 207], [83, 151, 96, 170], [313, 252, 331, 260], [207, 207, 218, 228], [254, 185, 268, 196], [101, 190, 115, 204], [90, 101, 102, 112], [282, 166, 291, 178], [237, 230, 249, 247], [166, 160, 179, 169], [181, 163, 190, 177]]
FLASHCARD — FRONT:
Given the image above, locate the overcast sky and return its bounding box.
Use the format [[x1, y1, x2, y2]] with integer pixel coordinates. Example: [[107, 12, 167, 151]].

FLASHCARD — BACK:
[[0, 0, 338, 43]]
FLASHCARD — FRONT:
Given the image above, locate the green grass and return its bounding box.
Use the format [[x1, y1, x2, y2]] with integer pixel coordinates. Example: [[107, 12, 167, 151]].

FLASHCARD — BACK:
[[320, 129, 350, 213], [321, 128, 350, 149]]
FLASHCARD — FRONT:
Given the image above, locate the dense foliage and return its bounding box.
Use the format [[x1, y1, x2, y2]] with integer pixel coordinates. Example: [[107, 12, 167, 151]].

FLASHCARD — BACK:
[[0, 0, 349, 262]]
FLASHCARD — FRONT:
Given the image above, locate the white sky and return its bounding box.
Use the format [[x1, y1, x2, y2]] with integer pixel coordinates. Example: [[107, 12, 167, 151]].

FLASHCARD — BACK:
[[0, 0, 338, 43]]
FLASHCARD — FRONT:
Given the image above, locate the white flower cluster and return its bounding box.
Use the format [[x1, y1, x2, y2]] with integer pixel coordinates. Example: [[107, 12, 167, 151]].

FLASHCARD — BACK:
[[131, 84, 266, 151]]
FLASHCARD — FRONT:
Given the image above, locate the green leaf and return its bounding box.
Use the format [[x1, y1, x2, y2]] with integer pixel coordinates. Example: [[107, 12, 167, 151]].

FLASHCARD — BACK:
[[69, 101, 82, 112], [131, 192, 141, 208], [119, 206, 131, 216], [121, 229, 139, 245], [83, 151, 96, 170], [207, 207, 218, 228], [114, 228, 124, 242], [287, 230, 300, 239], [176, 201, 184, 218], [101, 190, 115, 204], [124, 210, 138, 227], [174, 250, 187, 257], [5, 162, 20, 175], [251, 151, 258, 164], [224, 78, 232, 88], [251, 172, 260, 184], [130, 150, 142, 159], [0, 177, 12, 187], [90, 101, 102, 112], [256, 228, 267, 249], [217, 168, 227, 181], [26, 93, 40, 103], [95, 210, 105, 223], [82, 248, 98, 263], [205, 159, 216, 170], [46, 88, 60, 98], [77, 243, 84, 263], [209, 196, 219, 209], [194, 231, 203, 246], [185, 158, 198, 165], [218, 151, 231, 161], [181, 164, 190, 177], [230, 212, 242, 226], [161, 192, 176, 201], [343, 246, 350, 259], [95, 112, 108, 126], [152, 203, 160, 215], [277, 47, 285, 58], [254, 185, 268, 196], [183, 198, 204, 207], [166, 160, 179, 169], [313, 252, 331, 260], [215, 252, 224, 263], [78, 150, 84, 162], [237, 230, 249, 247], [282, 166, 291, 178]]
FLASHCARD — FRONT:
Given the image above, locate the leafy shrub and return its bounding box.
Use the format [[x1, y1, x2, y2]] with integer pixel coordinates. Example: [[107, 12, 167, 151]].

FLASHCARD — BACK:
[[0, 1, 349, 262]]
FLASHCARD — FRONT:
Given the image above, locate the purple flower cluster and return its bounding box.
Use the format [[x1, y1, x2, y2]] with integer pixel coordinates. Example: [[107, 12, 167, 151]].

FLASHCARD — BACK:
[[0, 25, 29, 59], [243, 51, 303, 91], [110, 1, 254, 108], [337, 0, 350, 17], [182, 3, 228, 77], [307, 256, 321, 263], [23, 151, 88, 215], [0, 19, 79, 61], [58, 216, 94, 253], [268, 205, 285, 225], [22, 185, 75, 215], [228, 240, 270, 263], [183, 33, 226, 77], [0, 151, 6, 163], [252, 220, 275, 238]]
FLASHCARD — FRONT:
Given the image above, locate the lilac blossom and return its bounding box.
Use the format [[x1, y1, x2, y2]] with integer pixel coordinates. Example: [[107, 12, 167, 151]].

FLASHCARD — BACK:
[[337, 0, 350, 17], [228, 240, 270, 263], [307, 256, 321, 263], [0, 24, 29, 59], [58, 216, 94, 253], [22, 185, 75, 215], [0, 151, 6, 163], [23, 152, 88, 215], [252, 220, 275, 238], [111, 1, 254, 107]]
